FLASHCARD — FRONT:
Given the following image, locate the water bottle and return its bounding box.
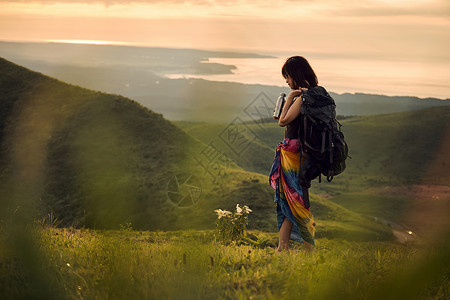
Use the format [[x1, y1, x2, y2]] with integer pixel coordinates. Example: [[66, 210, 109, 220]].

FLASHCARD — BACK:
[[273, 93, 286, 119]]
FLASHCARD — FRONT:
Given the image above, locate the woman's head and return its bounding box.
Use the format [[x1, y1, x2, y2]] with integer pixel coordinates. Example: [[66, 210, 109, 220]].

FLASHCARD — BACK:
[[281, 56, 318, 89]]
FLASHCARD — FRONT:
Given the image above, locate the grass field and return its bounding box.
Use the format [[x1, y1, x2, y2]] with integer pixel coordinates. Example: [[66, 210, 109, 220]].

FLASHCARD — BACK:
[[1, 224, 449, 300]]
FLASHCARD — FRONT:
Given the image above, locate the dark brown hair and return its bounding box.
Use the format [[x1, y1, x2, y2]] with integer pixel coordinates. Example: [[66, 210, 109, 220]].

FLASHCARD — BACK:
[[281, 56, 318, 89]]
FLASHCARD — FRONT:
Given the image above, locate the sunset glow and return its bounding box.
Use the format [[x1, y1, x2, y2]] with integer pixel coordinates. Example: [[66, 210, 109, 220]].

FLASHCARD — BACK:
[[45, 39, 132, 46], [0, 0, 449, 98]]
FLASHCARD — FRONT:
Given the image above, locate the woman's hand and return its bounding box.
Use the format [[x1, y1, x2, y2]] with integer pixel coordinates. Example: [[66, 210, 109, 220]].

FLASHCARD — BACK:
[[278, 89, 303, 127], [288, 89, 302, 99]]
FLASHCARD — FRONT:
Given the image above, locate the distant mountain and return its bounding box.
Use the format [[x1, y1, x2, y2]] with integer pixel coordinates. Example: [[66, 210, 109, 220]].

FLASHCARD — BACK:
[[330, 92, 450, 116], [0, 41, 272, 76], [0, 57, 391, 241], [0, 41, 448, 123]]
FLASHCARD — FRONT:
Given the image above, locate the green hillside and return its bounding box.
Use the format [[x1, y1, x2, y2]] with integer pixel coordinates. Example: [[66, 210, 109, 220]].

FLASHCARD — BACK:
[[338, 107, 450, 186], [322, 108, 450, 237], [173, 120, 284, 175], [0, 57, 204, 229], [0, 57, 241, 230], [174, 107, 450, 237], [176, 106, 450, 188], [0, 57, 391, 241]]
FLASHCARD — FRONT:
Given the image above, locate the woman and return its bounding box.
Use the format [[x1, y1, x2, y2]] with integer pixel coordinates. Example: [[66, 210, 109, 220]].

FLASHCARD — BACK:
[[269, 56, 317, 252]]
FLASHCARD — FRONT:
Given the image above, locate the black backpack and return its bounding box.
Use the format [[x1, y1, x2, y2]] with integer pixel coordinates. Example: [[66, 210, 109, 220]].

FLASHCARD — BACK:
[[297, 86, 349, 187]]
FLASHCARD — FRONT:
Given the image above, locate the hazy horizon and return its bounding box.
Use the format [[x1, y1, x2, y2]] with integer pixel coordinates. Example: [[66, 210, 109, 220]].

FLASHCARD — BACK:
[[1, 39, 449, 100]]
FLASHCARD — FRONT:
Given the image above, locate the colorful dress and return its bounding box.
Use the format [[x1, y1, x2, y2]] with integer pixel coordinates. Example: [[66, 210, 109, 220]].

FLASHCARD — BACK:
[[268, 122, 316, 246]]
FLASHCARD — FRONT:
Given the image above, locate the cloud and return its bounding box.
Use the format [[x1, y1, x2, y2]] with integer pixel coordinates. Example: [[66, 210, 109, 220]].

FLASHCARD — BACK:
[[328, 2, 450, 19], [1, 0, 449, 21], [1, 0, 220, 4]]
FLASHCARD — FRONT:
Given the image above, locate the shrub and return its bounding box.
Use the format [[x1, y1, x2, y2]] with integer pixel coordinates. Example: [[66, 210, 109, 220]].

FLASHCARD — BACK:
[[213, 204, 252, 244]]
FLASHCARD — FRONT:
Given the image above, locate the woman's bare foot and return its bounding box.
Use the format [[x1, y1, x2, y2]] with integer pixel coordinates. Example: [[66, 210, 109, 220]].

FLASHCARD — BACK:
[[303, 241, 315, 253], [277, 217, 293, 252]]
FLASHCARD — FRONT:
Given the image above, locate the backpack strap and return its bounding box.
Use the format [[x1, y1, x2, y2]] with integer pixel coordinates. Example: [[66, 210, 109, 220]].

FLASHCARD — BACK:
[[321, 131, 326, 153], [305, 115, 316, 137], [327, 173, 333, 182], [329, 130, 333, 164], [336, 119, 342, 130], [303, 115, 308, 141]]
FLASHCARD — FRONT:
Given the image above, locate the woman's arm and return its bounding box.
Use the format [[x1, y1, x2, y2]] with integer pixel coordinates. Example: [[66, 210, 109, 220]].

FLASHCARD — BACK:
[[278, 90, 302, 127]]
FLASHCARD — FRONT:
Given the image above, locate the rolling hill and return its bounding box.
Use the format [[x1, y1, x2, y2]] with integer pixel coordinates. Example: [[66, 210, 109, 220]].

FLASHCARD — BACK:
[[174, 106, 450, 238], [0, 57, 391, 241], [175, 105, 450, 186]]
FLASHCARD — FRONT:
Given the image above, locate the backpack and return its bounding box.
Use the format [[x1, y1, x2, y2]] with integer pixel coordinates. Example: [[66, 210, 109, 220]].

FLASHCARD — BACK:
[[297, 86, 349, 187]]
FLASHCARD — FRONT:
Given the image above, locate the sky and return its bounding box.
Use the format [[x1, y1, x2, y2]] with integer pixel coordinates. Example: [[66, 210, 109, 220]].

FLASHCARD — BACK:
[[1, 0, 449, 98]]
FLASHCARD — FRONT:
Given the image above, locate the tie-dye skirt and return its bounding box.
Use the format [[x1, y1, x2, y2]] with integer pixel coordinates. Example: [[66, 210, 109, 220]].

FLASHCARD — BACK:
[[269, 138, 316, 246]]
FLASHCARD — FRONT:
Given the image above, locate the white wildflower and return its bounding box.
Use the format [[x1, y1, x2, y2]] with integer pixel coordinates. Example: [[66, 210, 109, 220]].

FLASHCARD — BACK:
[[223, 210, 232, 217], [215, 209, 233, 219], [236, 204, 242, 214], [243, 205, 252, 213], [214, 209, 225, 219]]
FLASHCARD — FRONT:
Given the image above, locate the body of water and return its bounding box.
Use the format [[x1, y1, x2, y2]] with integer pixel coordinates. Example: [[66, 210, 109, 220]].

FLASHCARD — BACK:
[[168, 52, 450, 99]]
